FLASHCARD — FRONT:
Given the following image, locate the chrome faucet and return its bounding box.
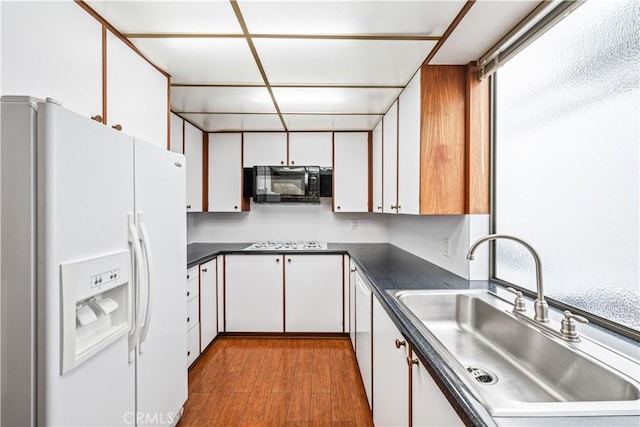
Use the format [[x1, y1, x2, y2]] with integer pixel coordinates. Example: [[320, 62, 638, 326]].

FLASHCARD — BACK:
[[467, 234, 549, 323]]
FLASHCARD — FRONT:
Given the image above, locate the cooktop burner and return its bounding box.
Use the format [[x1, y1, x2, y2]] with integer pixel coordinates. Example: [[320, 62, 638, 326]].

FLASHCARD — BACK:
[[243, 241, 328, 251]]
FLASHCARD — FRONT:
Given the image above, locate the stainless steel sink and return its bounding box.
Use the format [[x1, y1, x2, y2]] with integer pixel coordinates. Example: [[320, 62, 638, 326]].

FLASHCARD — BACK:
[[390, 289, 640, 417]]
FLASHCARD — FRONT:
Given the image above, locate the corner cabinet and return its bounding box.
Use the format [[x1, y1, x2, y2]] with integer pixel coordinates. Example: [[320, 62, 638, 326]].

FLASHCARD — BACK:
[[333, 132, 370, 212], [208, 133, 244, 212]]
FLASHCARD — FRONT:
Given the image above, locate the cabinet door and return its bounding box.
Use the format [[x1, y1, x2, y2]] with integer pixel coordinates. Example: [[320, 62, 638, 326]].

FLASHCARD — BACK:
[[225, 255, 284, 332], [288, 132, 333, 167], [373, 298, 409, 427], [382, 101, 398, 214], [349, 259, 357, 350], [170, 113, 183, 154], [372, 121, 384, 213], [412, 351, 464, 427], [398, 70, 421, 215], [284, 255, 343, 332], [200, 259, 217, 352], [217, 256, 225, 333], [1, 1, 102, 119], [106, 31, 168, 148], [208, 133, 242, 212], [355, 272, 372, 409], [184, 122, 203, 212], [343, 255, 350, 334], [242, 132, 287, 167], [333, 132, 369, 212], [187, 326, 199, 367]]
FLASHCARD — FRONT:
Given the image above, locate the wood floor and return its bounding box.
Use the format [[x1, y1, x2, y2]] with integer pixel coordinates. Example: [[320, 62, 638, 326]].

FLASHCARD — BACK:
[[179, 337, 374, 427]]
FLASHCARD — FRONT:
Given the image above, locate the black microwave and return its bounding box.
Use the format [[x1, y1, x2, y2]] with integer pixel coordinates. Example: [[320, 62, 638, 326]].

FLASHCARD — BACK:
[[253, 166, 321, 203]]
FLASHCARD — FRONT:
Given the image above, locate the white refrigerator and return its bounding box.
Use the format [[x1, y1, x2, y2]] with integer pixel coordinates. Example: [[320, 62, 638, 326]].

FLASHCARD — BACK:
[[1, 96, 188, 426]]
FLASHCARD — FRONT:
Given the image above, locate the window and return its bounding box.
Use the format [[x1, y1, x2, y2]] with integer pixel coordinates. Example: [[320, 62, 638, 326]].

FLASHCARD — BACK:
[[494, 0, 639, 336]]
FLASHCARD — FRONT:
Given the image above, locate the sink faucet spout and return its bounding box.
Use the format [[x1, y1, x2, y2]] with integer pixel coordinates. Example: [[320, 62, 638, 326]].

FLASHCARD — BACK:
[[467, 234, 549, 323]]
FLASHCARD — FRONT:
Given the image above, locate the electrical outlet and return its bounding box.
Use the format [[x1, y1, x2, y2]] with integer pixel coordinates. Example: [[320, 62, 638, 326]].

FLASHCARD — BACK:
[[351, 219, 358, 230], [443, 237, 450, 257]]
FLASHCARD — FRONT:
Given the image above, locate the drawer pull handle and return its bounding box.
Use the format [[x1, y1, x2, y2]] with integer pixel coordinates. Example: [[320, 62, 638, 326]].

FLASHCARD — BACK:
[[202, 268, 208, 272], [187, 291, 190, 297], [187, 351, 191, 356], [276, 258, 280, 263], [112, 124, 123, 131], [395, 339, 406, 349], [91, 114, 103, 123], [407, 357, 419, 367], [187, 317, 190, 322]]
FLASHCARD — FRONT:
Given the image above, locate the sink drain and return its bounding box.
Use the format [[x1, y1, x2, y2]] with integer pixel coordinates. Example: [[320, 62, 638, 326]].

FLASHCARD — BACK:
[[467, 366, 497, 385]]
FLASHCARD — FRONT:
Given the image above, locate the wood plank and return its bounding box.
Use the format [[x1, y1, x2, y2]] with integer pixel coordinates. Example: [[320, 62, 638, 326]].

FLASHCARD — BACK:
[[192, 371, 241, 424], [309, 393, 332, 427], [214, 392, 251, 426], [311, 343, 331, 394], [351, 392, 373, 427], [241, 371, 277, 423], [264, 393, 291, 426], [272, 344, 299, 394], [179, 392, 208, 426], [295, 339, 315, 373], [234, 347, 267, 392], [329, 368, 354, 422], [286, 372, 312, 421], [420, 64, 467, 214]]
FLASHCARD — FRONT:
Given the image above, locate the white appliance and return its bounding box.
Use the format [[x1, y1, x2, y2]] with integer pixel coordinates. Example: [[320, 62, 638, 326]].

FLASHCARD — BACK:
[[1, 97, 187, 426], [243, 241, 328, 250], [355, 271, 373, 409]]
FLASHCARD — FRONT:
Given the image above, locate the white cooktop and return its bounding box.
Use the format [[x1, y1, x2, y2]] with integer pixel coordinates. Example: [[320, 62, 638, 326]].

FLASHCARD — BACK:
[[243, 241, 328, 251]]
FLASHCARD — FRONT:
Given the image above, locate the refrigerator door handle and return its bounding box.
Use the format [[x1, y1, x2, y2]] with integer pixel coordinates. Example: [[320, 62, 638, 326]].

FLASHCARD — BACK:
[[128, 218, 144, 363], [137, 213, 154, 354]]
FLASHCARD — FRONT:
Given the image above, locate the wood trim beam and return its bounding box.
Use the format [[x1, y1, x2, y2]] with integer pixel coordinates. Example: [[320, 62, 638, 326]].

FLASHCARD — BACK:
[[175, 111, 385, 116], [202, 131, 209, 211], [123, 32, 441, 41], [368, 131, 373, 212], [229, 0, 287, 131], [167, 77, 171, 150], [101, 25, 107, 123], [171, 83, 405, 89], [423, 0, 476, 65]]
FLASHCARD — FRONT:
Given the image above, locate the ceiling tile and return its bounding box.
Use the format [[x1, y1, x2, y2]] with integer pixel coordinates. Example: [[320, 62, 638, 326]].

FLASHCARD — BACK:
[[129, 38, 262, 84], [283, 115, 383, 131], [238, 1, 465, 36], [86, 1, 242, 34], [254, 39, 437, 85], [273, 87, 401, 114], [171, 86, 276, 113], [430, 0, 540, 65], [182, 114, 284, 132]]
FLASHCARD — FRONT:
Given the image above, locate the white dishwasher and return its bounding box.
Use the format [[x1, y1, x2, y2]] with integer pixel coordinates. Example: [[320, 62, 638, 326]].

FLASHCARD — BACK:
[[355, 272, 372, 408]]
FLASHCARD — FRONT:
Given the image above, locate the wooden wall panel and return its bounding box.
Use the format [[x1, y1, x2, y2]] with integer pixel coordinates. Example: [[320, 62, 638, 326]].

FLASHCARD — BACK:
[[465, 64, 490, 214], [419, 65, 466, 215]]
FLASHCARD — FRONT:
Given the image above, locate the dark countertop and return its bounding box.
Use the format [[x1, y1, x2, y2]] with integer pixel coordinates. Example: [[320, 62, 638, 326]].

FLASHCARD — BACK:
[[186, 242, 640, 427]]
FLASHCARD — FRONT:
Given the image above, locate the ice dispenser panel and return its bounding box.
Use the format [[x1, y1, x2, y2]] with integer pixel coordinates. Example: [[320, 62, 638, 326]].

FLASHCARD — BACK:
[[60, 250, 131, 374]]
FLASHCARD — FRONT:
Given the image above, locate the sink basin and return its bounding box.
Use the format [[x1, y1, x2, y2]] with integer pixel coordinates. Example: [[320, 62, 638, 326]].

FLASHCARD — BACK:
[[390, 289, 640, 417]]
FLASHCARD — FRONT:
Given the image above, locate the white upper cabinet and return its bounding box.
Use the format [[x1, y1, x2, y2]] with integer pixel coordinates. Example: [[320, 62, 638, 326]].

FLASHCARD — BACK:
[[1, 1, 102, 119], [106, 30, 168, 149], [382, 101, 398, 214], [169, 113, 184, 154], [208, 133, 243, 212], [184, 122, 203, 212], [242, 132, 287, 167], [288, 132, 333, 167], [397, 70, 421, 215], [372, 121, 383, 213], [333, 132, 369, 213]]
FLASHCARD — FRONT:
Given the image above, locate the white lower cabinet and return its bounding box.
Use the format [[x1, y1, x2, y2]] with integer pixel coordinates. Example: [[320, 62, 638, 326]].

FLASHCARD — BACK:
[[199, 258, 217, 351], [186, 326, 200, 367], [355, 271, 373, 409], [225, 255, 284, 332], [370, 294, 464, 427], [186, 266, 200, 367], [373, 297, 409, 426], [284, 255, 343, 332], [349, 259, 357, 351], [412, 354, 464, 427]]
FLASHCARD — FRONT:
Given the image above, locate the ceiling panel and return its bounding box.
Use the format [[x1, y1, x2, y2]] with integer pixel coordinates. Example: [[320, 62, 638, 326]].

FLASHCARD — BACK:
[[87, 1, 242, 34], [182, 113, 284, 132], [283, 115, 382, 131], [430, 0, 540, 65], [273, 87, 402, 114], [255, 39, 437, 85], [129, 38, 262, 84], [171, 86, 276, 113], [238, 1, 465, 36]]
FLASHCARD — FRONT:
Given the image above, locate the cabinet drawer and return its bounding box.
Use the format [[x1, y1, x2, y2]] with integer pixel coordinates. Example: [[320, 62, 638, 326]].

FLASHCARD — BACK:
[[186, 277, 199, 301], [187, 325, 199, 367], [186, 266, 199, 281], [187, 297, 199, 329]]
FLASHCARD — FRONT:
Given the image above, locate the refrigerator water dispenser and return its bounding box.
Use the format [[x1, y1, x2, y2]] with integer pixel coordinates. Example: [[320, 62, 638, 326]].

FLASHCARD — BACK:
[[60, 250, 131, 374]]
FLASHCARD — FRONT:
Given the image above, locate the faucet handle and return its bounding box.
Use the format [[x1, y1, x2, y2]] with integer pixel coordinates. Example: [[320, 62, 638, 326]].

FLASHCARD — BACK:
[[506, 287, 527, 312], [561, 310, 588, 342]]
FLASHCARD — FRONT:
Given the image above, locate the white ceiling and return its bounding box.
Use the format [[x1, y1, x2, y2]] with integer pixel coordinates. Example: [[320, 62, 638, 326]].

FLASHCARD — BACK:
[[87, 0, 540, 132]]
